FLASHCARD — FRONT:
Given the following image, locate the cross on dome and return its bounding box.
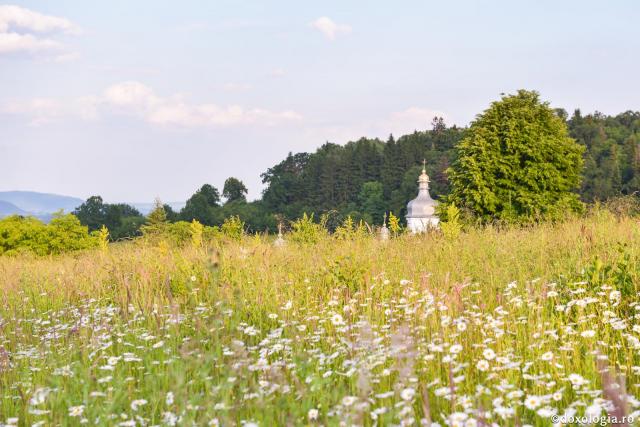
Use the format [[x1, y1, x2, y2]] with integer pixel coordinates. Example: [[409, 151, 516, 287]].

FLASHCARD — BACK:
[[418, 159, 430, 186]]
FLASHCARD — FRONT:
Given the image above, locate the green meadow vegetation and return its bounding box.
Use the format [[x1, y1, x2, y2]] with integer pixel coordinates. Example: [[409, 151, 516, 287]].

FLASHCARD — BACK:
[[1, 208, 640, 425]]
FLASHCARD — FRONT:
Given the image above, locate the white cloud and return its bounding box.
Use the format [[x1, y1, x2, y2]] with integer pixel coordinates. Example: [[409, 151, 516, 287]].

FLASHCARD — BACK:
[[0, 5, 78, 34], [103, 81, 301, 127], [0, 5, 79, 58], [103, 81, 158, 108], [0, 32, 62, 54], [311, 17, 351, 40], [2, 81, 302, 128]]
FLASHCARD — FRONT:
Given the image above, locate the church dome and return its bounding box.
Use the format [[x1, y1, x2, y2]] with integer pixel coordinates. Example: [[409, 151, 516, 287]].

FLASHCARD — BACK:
[[406, 164, 438, 219]]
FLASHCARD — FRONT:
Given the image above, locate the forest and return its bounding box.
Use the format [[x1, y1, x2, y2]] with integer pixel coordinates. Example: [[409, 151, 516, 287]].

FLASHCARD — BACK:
[[64, 108, 640, 239]]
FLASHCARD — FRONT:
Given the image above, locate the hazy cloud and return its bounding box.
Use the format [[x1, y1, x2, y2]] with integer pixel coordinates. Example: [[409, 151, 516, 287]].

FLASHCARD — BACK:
[[269, 67, 286, 77], [0, 5, 79, 58], [311, 17, 351, 40], [221, 82, 253, 92], [103, 81, 301, 127], [2, 81, 302, 128], [0, 32, 62, 54], [0, 5, 78, 33], [1, 96, 99, 125]]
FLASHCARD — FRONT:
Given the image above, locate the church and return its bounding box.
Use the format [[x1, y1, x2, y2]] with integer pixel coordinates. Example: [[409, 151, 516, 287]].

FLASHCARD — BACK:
[[405, 161, 439, 233]]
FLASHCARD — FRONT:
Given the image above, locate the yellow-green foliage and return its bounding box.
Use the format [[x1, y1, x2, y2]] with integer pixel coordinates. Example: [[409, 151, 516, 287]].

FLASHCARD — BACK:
[[142, 220, 219, 247], [140, 200, 168, 236], [189, 219, 204, 248], [289, 212, 328, 244], [97, 225, 110, 251], [388, 211, 401, 236], [440, 203, 463, 240], [165, 220, 191, 245], [0, 213, 98, 256], [221, 215, 245, 240], [2, 211, 640, 425], [334, 216, 371, 240], [334, 216, 355, 240]]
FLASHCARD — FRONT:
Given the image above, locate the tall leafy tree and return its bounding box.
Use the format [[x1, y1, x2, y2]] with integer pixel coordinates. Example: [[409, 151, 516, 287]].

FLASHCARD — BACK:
[[261, 152, 310, 217], [222, 177, 248, 203], [180, 184, 221, 225], [73, 196, 143, 240], [73, 196, 105, 231], [358, 181, 385, 225], [447, 90, 585, 222], [197, 184, 221, 207]]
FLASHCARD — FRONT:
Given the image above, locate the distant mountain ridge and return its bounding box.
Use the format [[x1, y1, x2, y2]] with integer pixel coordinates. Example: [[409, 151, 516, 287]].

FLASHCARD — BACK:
[[0, 191, 83, 215], [0, 191, 185, 219]]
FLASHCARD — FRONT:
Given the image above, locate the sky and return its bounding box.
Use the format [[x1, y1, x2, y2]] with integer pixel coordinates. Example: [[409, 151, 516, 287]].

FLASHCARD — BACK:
[[1, 0, 639, 203]]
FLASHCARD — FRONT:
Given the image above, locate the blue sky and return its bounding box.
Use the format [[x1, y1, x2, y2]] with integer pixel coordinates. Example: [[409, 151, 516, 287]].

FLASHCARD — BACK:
[[1, 0, 639, 202]]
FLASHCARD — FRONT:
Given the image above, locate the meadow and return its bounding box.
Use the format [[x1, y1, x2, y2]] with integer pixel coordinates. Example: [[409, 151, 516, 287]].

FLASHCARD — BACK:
[[1, 210, 640, 426]]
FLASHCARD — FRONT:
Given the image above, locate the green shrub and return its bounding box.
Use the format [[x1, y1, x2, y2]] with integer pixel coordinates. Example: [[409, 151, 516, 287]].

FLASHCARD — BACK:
[[289, 213, 328, 244], [334, 216, 355, 240], [0, 213, 98, 256], [440, 204, 463, 240], [221, 215, 245, 240], [387, 211, 402, 236], [190, 219, 204, 248], [166, 221, 192, 246]]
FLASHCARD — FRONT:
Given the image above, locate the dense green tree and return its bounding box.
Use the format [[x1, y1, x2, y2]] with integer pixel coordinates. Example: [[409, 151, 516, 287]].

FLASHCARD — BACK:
[[180, 184, 222, 225], [358, 181, 385, 225], [446, 90, 585, 222], [222, 177, 248, 203], [568, 110, 640, 201], [221, 200, 276, 232], [259, 122, 460, 224], [163, 204, 179, 222], [197, 184, 221, 206], [73, 196, 143, 240], [113, 216, 146, 240], [73, 196, 105, 231], [261, 152, 310, 217]]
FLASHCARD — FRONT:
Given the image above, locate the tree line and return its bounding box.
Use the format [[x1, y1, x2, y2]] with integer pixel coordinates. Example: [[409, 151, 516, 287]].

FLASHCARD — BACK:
[[71, 93, 640, 238]]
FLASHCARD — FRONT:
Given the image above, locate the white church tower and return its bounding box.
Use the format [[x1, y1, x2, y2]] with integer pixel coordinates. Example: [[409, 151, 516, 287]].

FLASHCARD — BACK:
[[406, 160, 439, 233]]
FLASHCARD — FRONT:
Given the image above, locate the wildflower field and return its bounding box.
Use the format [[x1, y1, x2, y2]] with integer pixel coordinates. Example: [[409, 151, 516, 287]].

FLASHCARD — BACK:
[[2, 211, 640, 426]]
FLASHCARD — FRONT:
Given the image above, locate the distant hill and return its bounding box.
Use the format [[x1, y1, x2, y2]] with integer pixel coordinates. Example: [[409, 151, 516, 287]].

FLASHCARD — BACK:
[[0, 200, 28, 216], [0, 191, 83, 215], [0, 191, 187, 219]]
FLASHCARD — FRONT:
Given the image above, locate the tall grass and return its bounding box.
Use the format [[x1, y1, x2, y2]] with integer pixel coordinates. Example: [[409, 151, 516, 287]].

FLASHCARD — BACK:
[[1, 210, 639, 425]]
